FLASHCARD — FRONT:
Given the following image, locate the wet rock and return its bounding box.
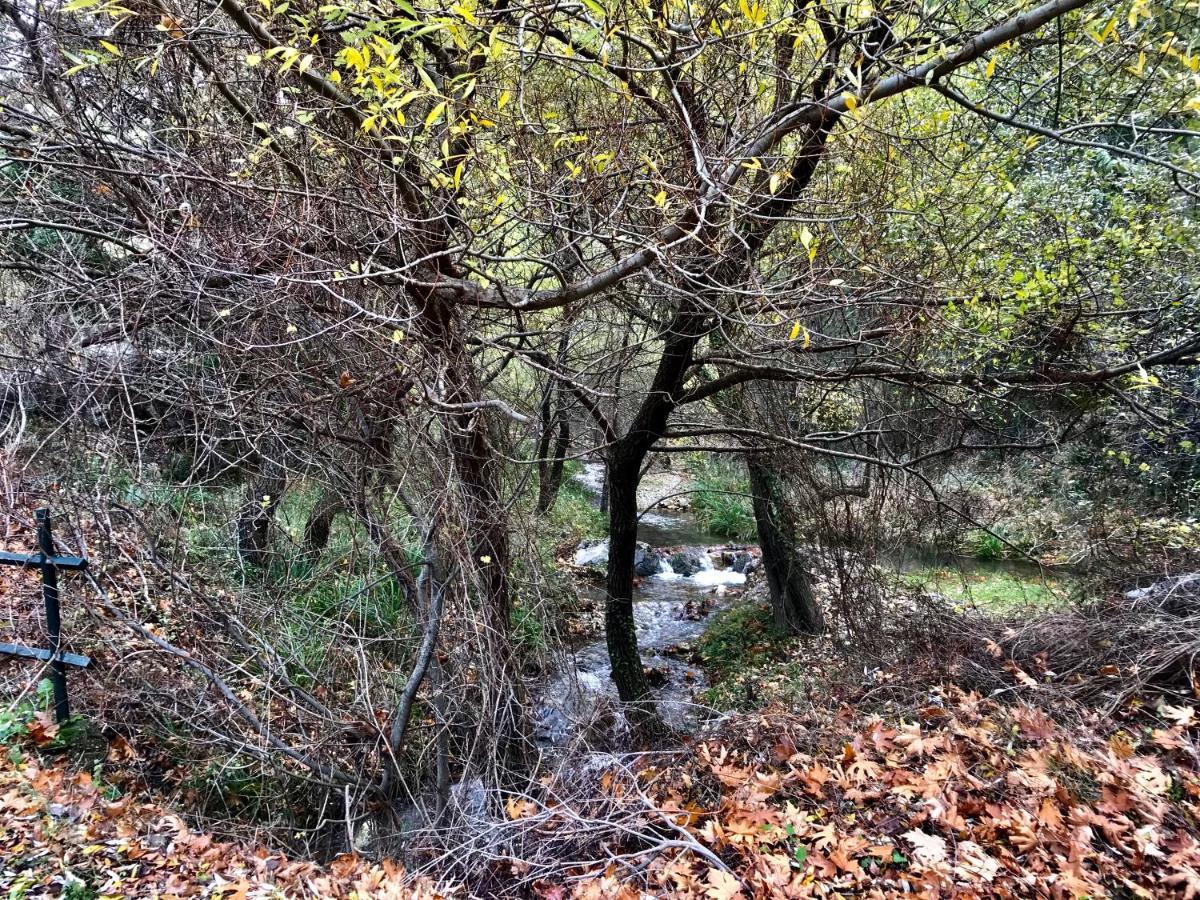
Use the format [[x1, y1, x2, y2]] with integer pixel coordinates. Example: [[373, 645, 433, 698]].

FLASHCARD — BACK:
[[662, 641, 698, 661], [669, 548, 710, 577], [731, 551, 757, 574], [534, 706, 573, 744], [634, 542, 666, 577], [642, 663, 669, 687]]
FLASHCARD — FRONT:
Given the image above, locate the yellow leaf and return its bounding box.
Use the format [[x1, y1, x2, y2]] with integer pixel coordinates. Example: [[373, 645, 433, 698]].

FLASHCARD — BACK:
[[843, 92, 858, 112], [498, 89, 511, 110], [425, 100, 447, 130], [653, 189, 668, 209], [788, 320, 802, 341], [392, 329, 405, 343], [505, 796, 537, 819], [985, 55, 997, 78]]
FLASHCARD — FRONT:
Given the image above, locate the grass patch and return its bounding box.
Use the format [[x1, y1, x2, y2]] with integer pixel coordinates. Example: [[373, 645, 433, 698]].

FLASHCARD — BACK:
[[686, 456, 756, 541], [549, 467, 607, 541], [903, 566, 1070, 609], [696, 602, 809, 711]]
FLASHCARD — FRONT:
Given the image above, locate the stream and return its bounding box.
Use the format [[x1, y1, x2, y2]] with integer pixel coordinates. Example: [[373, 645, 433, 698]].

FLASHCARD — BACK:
[[533, 463, 754, 746], [530, 464, 1071, 747]]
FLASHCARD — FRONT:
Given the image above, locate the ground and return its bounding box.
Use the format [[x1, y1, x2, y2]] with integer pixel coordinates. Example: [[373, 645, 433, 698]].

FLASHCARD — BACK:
[[0, 733, 440, 898], [5, 650, 1200, 898]]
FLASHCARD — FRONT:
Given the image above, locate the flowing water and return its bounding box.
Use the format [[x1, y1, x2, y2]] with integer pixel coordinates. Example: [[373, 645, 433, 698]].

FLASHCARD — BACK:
[[533, 464, 754, 746]]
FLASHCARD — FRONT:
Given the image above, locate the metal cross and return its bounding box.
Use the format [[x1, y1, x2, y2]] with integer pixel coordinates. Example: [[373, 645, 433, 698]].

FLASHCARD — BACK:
[[0, 508, 89, 723]]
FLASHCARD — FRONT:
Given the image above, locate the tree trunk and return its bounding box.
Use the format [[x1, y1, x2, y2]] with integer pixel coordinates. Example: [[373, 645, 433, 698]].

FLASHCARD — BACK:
[[535, 392, 570, 513], [237, 471, 286, 568], [409, 288, 528, 768], [303, 490, 344, 558], [747, 454, 824, 635], [604, 446, 670, 742]]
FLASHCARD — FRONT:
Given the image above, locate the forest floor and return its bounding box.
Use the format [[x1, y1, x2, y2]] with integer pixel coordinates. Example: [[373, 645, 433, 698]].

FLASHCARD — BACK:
[[4, 482, 1200, 897], [5, 613, 1200, 899]]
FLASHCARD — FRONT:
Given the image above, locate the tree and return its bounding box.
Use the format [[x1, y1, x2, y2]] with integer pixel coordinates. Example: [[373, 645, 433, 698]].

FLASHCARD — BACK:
[[2, 0, 1198, 754]]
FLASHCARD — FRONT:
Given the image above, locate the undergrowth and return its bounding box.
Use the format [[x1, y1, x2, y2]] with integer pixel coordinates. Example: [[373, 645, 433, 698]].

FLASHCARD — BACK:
[[902, 566, 1072, 609], [696, 602, 810, 710], [549, 475, 607, 541], [686, 456, 756, 541]]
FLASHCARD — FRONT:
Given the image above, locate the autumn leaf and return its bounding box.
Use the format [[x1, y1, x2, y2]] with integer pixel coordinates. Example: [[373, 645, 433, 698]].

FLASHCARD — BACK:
[[26, 710, 59, 746], [704, 867, 743, 899], [1158, 702, 1196, 726], [902, 829, 948, 867], [505, 795, 538, 819]]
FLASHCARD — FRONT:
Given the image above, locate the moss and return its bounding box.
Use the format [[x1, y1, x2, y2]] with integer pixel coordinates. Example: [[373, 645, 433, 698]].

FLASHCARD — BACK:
[[696, 602, 807, 711]]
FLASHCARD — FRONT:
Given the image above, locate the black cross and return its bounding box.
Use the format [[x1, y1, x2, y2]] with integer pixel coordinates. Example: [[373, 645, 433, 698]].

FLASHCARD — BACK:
[[0, 508, 89, 723]]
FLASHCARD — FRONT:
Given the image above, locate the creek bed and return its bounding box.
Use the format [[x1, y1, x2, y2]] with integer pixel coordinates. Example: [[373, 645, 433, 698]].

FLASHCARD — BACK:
[[533, 464, 755, 746]]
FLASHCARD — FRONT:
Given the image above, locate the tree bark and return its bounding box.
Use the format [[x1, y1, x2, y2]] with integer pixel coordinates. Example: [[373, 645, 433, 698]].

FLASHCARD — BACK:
[[535, 389, 570, 513], [237, 471, 286, 568], [600, 302, 711, 740], [409, 288, 528, 768], [303, 490, 344, 558], [604, 445, 672, 743], [747, 454, 824, 635]]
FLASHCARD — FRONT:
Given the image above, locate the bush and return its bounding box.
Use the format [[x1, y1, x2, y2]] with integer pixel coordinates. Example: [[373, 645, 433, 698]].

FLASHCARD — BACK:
[[696, 602, 800, 709]]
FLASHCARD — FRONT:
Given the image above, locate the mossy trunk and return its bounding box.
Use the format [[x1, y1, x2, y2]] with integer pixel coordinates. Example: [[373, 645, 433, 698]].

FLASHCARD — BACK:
[[747, 455, 823, 635]]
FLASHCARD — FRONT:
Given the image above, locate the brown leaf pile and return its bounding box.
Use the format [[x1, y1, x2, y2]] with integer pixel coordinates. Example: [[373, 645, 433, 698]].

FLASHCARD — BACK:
[[5, 688, 1200, 898], [0, 753, 446, 899], [567, 689, 1200, 898]]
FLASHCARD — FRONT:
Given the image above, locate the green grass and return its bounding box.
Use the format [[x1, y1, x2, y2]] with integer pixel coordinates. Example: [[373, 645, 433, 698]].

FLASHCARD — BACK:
[[690, 476, 756, 541], [549, 472, 607, 540], [696, 602, 810, 710], [903, 567, 1069, 609]]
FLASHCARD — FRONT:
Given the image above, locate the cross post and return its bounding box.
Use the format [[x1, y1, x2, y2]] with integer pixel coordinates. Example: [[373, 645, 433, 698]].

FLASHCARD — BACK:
[[0, 508, 89, 723]]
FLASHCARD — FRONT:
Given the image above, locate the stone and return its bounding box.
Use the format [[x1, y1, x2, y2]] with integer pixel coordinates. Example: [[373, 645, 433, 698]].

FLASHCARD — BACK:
[[669, 548, 709, 576], [634, 542, 665, 577], [730, 551, 753, 573]]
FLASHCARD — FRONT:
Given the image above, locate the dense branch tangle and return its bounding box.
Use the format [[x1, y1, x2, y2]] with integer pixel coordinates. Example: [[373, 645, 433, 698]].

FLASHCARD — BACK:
[[2, 0, 1197, 773]]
